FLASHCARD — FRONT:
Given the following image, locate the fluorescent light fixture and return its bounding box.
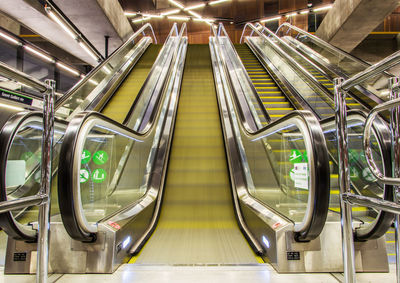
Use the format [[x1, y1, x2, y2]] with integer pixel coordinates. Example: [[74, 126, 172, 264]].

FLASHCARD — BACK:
[[124, 11, 137, 16], [209, 0, 230, 5], [56, 62, 80, 76], [313, 5, 332, 12], [184, 3, 205, 10], [193, 18, 214, 23], [168, 0, 184, 9], [0, 102, 23, 112], [167, 15, 189, 21], [300, 10, 309, 14], [0, 31, 19, 45], [142, 13, 163, 18], [260, 16, 281, 23], [24, 46, 54, 63], [161, 9, 180, 16], [287, 12, 297, 17], [132, 17, 150, 23], [188, 10, 202, 19], [47, 10, 76, 40], [78, 42, 99, 61]]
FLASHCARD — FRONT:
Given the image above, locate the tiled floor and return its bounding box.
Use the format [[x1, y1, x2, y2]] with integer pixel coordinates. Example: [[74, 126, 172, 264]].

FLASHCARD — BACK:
[[0, 263, 396, 283]]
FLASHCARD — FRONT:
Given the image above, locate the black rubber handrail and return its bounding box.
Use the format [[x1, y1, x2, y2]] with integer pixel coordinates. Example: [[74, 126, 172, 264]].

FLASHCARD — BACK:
[[320, 110, 394, 240], [0, 111, 68, 241], [0, 28, 156, 241], [58, 24, 186, 242], [212, 25, 330, 242]]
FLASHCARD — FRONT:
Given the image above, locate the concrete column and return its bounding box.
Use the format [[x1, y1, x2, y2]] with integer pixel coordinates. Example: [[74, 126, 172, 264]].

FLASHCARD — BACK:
[[96, 0, 133, 41], [0, 12, 20, 35], [316, 0, 398, 52]]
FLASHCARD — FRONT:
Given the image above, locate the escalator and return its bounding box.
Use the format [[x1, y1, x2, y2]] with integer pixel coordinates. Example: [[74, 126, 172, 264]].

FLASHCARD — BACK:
[[275, 23, 389, 109], [0, 24, 170, 249], [133, 45, 258, 264], [101, 45, 161, 123], [238, 23, 393, 242], [211, 23, 389, 272], [235, 45, 294, 120]]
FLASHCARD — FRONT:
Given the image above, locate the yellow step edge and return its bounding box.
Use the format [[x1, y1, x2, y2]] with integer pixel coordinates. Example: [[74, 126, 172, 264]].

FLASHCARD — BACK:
[[266, 108, 293, 110], [262, 101, 290, 104], [258, 91, 282, 94]]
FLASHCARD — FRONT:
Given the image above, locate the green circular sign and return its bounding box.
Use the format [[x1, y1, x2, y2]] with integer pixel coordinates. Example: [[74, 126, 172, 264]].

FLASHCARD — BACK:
[[348, 149, 359, 163], [93, 151, 108, 165], [92, 168, 107, 183], [80, 169, 90, 183], [21, 151, 33, 161], [289, 149, 302, 164], [362, 168, 376, 182], [349, 166, 360, 181], [81, 150, 91, 164]]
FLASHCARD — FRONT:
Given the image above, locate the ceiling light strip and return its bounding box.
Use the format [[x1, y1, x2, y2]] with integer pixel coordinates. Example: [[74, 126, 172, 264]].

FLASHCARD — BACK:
[[167, 16, 189, 21], [24, 46, 54, 63], [184, 3, 206, 11], [0, 31, 20, 45], [168, 0, 185, 9], [209, 0, 230, 6], [161, 9, 180, 16]]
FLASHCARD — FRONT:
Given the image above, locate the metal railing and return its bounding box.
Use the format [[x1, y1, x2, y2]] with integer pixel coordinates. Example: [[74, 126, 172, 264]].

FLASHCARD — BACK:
[[0, 74, 55, 282], [335, 49, 400, 283]]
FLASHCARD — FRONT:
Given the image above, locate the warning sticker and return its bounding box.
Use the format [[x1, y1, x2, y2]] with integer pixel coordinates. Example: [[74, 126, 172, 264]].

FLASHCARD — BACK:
[[293, 163, 308, 190]]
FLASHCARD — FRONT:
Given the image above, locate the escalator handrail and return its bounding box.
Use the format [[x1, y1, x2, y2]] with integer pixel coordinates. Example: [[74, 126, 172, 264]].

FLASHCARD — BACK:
[[121, 23, 182, 132], [0, 61, 48, 93], [0, 111, 68, 241], [55, 23, 157, 110], [0, 25, 158, 242], [242, 23, 335, 112], [320, 109, 394, 240], [211, 23, 271, 131], [281, 36, 385, 107], [58, 111, 148, 241], [275, 23, 394, 79], [58, 24, 187, 242], [211, 25, 330, 241]]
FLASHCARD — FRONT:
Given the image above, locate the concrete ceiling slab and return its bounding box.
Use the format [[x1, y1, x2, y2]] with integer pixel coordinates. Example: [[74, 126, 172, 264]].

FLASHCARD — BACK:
[[54, 0, 132, 57], [0, 0, 99, 66]]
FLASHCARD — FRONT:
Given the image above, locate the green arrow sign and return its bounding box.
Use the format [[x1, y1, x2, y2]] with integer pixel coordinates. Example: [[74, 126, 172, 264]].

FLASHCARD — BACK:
[[92, 168, 107, 183]]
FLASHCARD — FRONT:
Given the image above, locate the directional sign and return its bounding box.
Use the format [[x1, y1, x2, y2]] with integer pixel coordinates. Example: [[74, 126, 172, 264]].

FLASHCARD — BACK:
[[348, 149, 359, 163], [92, 168, 107, 183], [350, 166, 360, 181], [80, 169, 90, 183], [93, 150, 108, 165], [289, 149, 303, 164], [81, 150, 91, 164]]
